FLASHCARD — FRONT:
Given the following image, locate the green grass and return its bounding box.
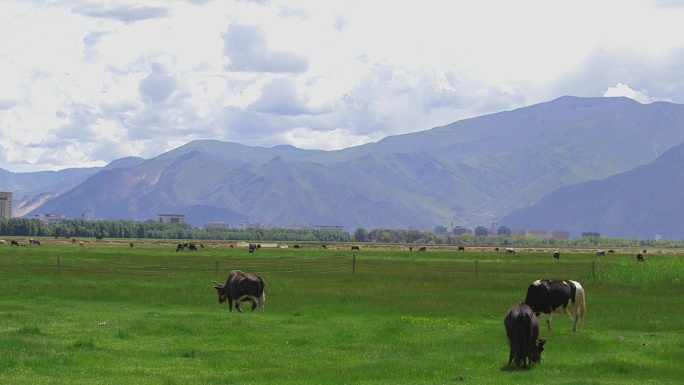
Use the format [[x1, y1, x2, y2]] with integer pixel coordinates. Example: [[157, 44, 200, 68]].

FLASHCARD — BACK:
[[0, 240, 683, 384]]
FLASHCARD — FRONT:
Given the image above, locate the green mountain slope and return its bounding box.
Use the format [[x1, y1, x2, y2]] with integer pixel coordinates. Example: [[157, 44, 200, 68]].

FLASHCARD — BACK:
[[16, 96, 684, 235]]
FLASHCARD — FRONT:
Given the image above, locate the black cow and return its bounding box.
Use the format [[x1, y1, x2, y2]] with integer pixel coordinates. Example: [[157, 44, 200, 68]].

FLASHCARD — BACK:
[[351, 245, 360, 250], [214, 270, 265, 312], [504, 303, 547, 368], [188, 243, 198, 251], [29, 238, 41, 246], [248, 243, 258, 253], [553, 251, 560, 260], [129, 242, 134, 248], [637, 253, 644, 261], [458, 246, 466, 251], [524, 279, 586, 332], [176, 243, 185, 252], [418, 247, 426, 252], [11, 240, 19, 246]]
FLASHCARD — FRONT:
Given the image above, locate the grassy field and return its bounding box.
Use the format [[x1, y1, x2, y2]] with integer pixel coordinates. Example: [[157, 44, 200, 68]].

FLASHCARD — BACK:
[[1, 239, 683, 384]]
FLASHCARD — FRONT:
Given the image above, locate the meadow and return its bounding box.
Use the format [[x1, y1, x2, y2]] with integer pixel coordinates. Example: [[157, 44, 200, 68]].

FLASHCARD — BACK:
[[1, 239, 683, 384]]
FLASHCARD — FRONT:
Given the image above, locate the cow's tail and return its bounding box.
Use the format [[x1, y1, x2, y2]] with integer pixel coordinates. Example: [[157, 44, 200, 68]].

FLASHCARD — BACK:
[[258, 278, 266, 310], [574, 281, 586, 322]]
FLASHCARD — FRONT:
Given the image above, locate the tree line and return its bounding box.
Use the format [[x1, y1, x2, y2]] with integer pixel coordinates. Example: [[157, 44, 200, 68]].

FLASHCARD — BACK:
[[1, 217, 682, 248], [0, 218, 352, 242]]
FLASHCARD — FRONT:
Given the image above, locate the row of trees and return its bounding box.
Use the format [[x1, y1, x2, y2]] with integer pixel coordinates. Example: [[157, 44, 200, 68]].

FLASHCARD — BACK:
[[0, 218, 352, 243], [1, 217, 682, 248]]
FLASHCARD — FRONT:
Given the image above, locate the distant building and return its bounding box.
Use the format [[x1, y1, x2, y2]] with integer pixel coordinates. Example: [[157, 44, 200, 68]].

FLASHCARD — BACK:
[[158, 214, 186, 224], [474, 226, 489, 237], [550, 229, 570, 239], [0, 192, 11, 218], [497, 226, 512, 236], [511, 228, 527, 236], [240, 221, 263, 229], [204, 221, 229, 229], [310, 225, 345, 231], [453, 226, 468, 236], [33, 213, 66, 224], [434, 225, 448, 235], [525, 229, 547, 238]]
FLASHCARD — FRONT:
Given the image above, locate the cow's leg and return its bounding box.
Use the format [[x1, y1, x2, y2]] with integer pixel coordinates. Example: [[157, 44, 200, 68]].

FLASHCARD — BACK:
[[228, 299, 234, 312], [570, 310, 578, 332], [235, 299, 244, 313], [545, 314, 552, 331], [258, 292, 265, 311]]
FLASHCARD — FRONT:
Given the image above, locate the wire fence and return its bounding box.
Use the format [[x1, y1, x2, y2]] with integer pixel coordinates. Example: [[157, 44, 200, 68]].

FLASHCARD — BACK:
[[1, 254, 600, 282]]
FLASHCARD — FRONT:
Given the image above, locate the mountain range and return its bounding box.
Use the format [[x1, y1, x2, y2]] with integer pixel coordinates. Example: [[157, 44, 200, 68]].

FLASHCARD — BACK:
[[2, 96, 684, 239]]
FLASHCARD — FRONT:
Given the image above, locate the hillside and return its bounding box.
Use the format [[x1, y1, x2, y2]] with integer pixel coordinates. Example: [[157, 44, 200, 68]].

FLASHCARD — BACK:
[[500, 141, 684, 239], [5, 96, 684, 237]]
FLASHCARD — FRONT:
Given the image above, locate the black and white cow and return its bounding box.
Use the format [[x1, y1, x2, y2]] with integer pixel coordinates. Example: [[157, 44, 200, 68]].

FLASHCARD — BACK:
[[524, 279, 586, 332], [504, 303, 547, 368], [214, 270, 265, 313]]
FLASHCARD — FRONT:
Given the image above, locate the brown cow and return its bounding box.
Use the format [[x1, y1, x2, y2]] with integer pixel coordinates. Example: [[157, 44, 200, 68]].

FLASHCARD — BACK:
[[214, 270, 265, 313], [504, 303, 546, 368]]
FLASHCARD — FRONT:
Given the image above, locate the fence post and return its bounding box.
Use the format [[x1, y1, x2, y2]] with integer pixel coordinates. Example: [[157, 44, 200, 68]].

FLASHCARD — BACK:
[[352, 254, 356, 275], [475, 260, 478, 277], [57, 256, 61, 274]]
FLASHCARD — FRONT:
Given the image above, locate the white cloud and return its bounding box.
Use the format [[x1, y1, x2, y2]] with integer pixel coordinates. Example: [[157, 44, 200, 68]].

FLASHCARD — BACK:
[[1, 0, 684, 172], [603, 83, 653, 104]]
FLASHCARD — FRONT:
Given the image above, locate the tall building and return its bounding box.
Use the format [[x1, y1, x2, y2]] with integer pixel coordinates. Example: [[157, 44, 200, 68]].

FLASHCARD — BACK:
[[550, 229, 570, 239], [525, 228, 548, 239], [0, 192, 12, 219], [158, 214, 185, 224]]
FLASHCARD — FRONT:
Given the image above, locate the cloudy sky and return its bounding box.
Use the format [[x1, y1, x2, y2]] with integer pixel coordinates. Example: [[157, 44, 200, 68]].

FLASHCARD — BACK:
[[1, 0, 683, 172]]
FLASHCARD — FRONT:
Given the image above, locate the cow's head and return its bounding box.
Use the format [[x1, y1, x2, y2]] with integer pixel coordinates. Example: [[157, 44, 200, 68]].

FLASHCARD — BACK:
[[529, 338, 547, 363], [214, 281, 228, 303]]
